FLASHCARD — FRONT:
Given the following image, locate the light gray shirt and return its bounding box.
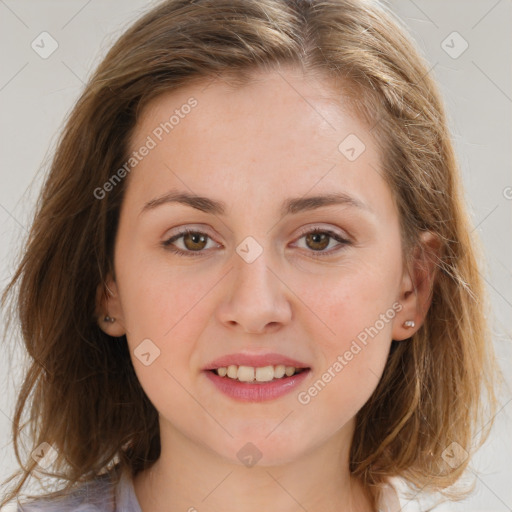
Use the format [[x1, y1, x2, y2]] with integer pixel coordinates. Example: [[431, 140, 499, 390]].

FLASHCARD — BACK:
[[14, 467, 401, 512], [16, 468, 141, 512]]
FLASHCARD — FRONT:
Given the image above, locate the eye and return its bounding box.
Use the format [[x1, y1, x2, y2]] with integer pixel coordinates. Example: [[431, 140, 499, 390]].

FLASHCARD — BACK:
[[162, 229, 219, 257], [292, 227, 351, 257], [162, 226, 351, 258]]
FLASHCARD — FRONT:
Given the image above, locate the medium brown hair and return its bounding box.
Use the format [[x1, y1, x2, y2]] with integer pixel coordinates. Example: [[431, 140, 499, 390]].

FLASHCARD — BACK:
[[1, 0, 502, 508]]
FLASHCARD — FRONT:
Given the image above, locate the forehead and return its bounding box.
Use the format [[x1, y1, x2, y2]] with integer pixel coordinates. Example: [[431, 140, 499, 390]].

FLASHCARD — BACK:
[[133, 67, 365, 146], [124, 67, 394, 221]]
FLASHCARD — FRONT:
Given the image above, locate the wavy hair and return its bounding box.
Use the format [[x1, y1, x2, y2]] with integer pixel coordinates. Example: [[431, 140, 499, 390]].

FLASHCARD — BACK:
[[1, 0, 502, 509]]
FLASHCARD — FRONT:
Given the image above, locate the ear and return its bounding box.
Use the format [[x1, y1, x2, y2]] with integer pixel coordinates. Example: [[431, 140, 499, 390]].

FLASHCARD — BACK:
[[95, 274, 126, 337], [392, 231, 441, 341]]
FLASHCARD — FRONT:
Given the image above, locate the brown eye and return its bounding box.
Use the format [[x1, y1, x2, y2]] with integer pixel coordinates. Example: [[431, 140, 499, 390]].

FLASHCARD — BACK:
[[304, 232, 330, 251], [162, 229, 218, 257], [182, 232, 208, 251], [293, 227, 351, 257]]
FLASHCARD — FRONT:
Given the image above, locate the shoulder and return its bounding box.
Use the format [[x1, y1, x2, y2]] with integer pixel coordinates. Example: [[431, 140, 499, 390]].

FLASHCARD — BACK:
[[376, 481, 402, 512], [11, 471, 117, 512]]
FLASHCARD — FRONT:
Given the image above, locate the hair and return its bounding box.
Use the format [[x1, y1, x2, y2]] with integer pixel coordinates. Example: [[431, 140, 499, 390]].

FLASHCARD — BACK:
[[0, 0, 503, 509]]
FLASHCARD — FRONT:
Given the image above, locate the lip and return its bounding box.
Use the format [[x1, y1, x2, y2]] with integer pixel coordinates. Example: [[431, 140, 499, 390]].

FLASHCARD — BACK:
[[202, 352, 310, 371], [204, 367, 311, 402]]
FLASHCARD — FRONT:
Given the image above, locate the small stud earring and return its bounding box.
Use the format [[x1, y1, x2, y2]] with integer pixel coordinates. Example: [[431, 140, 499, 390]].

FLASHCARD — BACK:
[[403, 320, 415, 328], [104, 315, 115, 323]]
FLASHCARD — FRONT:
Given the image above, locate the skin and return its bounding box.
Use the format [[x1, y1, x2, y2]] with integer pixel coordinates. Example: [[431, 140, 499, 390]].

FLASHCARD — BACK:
[[98, 65, 436, 512]]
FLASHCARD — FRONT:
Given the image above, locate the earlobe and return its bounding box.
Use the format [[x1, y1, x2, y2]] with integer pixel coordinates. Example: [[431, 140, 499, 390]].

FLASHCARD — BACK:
[[95, 277, 126, 337], [392, 231, 441, 341]]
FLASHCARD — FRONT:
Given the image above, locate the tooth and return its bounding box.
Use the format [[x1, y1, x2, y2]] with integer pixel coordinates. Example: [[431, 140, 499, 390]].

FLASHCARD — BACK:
[[216, 364, 302, 381], [237, 365, 255, 382], [255, 366, 274, 382], [285, 366, 296, 377], [274, 364, 286, 378], [227, 365, 238, 379]]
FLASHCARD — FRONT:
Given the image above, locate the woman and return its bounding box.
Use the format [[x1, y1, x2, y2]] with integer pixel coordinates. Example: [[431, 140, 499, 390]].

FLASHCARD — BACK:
[[1, 0, 500, 510]]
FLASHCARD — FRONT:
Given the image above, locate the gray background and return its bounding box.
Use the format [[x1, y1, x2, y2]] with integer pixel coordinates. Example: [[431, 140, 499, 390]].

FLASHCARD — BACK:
[[0, 1, 511, 510]]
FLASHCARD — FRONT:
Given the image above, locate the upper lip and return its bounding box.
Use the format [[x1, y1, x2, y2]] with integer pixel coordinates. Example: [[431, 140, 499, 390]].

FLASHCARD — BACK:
[[203, 352, 310, 371]]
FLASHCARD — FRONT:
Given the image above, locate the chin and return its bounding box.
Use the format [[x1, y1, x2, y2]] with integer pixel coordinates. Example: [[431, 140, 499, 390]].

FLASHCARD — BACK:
[[211, 424, 312, 467]]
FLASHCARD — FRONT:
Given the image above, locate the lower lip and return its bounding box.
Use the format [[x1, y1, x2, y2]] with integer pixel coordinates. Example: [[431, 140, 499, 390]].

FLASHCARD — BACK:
[[204, 369, 310, 402]]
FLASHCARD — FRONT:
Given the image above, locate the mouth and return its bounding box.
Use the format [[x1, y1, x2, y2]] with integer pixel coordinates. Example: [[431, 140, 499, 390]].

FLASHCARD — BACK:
[[203, 353, 311, 402], [208, 364, 308, 383]]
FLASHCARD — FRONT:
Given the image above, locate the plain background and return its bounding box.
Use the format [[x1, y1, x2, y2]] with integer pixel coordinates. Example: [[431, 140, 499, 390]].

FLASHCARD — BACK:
[[0, 1, 510, 510]]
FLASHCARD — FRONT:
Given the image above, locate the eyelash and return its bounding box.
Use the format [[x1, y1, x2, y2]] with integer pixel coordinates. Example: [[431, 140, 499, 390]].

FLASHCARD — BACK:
[[161, 227, 351, 259]]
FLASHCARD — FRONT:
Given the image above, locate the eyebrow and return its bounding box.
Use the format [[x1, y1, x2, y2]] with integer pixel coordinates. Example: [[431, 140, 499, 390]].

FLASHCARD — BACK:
[[140, 189, 372, 217]]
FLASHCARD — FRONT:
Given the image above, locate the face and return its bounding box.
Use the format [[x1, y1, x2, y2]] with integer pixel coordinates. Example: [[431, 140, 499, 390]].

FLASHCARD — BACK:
[[100, 66, 417, 466]]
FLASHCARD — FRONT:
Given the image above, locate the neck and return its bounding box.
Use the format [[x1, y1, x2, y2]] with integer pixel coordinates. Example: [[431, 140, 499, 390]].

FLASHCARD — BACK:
[[133, 419, 373, 512]]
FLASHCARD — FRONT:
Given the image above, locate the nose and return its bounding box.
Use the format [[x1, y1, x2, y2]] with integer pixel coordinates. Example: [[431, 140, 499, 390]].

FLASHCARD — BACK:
[[216, 249, 292, 334]]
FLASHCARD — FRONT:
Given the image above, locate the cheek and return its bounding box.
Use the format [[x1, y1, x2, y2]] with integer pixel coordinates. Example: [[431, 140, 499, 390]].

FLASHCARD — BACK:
[[293, 275, 398, 430], [289, 252, 401, 401], [118, 264, 214, 416], [115, 256, 219, 407], [293, 251, 402, 341], [117, 250, 213, 341]]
